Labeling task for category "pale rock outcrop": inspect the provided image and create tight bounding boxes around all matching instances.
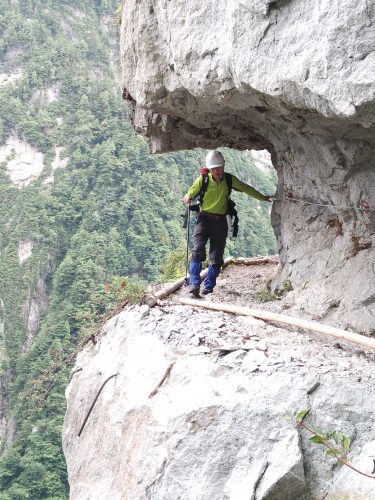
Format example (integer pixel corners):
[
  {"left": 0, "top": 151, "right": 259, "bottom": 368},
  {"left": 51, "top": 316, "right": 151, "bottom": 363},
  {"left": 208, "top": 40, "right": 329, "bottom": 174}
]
[
  {"left": 328, "top": 440, "right": 375, "bottom": 499},
  {"left": 0, "top": 132, "right": 44, "bottom": 187},
  {"left": 0, "top": 68, "right": 23, "bottom": 87},
  {"left": 63, "top": 305, "right": 375, "bottom": 499},
  {"left": 0, "top": 298, "right": 15, "bottom": 448},
  {"left": 21, "top": 278, "right": 49, "bottom": 349},
  {"left": 120, "top": 0, "right": 375, "bottom": 330},
  {"left": 1, "top": 276, "right": 48, "bottom": 448},
  {"left": 18, "top": 239, "right": 33, "bottom": 263},
  {"left": 0, "top": 46, "right": 23, "bottom": 84},
  {"left": 29, "top": 84, "right": 60, "bottom": 106}
]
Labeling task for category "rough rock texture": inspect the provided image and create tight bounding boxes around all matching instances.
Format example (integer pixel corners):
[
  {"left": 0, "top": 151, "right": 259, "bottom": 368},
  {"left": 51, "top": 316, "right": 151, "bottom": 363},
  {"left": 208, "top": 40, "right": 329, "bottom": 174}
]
[
  {"left": 120, "top": 0, "right": 375, "bottom": 330},
  {"left": 63, "top": 298, "right": 375, "bottom": 500},
  {"left": 18, "top": 239, "right": 33, "bottom": 264}
]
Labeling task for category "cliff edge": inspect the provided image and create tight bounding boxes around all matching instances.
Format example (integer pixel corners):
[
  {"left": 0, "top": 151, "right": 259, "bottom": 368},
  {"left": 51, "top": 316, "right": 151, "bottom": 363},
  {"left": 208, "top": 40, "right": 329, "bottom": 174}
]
[{"left": 63, "top": 264, "right": 375, "bottom": 499}]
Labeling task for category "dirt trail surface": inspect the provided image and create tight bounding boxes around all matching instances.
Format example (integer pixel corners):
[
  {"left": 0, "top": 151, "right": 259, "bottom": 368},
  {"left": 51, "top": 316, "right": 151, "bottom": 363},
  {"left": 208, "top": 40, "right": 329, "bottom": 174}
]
[
  {"left": 169, "top": 262, "right": 375, "bottom": 365},
  {"left": 189, "top": 262, "right": 280, "bottom": 310},
  {"left": 173, "top": 261, "right": 304, "bottom": 316}
]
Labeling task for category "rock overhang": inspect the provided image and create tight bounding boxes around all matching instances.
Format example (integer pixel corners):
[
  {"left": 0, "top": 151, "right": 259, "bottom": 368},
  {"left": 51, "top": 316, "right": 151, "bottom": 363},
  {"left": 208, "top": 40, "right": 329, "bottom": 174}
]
[
  {"left": 120, "top": 0, "right": 375, "bottom": 147},
  {"left": 120, "top": 0, "right": 375, "bottom": 329},
  {"left": 124, "top": 83, "right": 375, "bottom": 155}
]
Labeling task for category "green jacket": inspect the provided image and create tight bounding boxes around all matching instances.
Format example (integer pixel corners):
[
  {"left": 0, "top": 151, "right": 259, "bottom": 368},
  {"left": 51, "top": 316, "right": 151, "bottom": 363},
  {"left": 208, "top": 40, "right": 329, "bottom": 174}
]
[{"left": 187, "top": 172, "right": 267, "bottom": 214}]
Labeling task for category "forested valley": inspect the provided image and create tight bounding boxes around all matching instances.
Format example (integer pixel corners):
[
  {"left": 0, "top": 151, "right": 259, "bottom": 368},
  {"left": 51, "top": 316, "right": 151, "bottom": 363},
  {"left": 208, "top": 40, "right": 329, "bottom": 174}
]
[{"left": 0, "top": 1, "right": 276, "bottom": 497}]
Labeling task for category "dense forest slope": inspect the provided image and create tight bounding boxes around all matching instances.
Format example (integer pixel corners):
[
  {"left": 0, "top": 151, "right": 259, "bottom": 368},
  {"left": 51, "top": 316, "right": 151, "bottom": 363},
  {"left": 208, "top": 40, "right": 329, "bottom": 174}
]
[{"left": 0, "top": 0, "right": 275, "bottom": 497}]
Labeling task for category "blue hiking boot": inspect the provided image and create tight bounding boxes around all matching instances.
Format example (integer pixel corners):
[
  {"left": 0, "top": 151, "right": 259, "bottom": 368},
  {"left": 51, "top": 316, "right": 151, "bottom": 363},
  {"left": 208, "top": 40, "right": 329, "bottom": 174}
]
[{"left": 189, "top": 286, "right": 201, "bottom": 298}]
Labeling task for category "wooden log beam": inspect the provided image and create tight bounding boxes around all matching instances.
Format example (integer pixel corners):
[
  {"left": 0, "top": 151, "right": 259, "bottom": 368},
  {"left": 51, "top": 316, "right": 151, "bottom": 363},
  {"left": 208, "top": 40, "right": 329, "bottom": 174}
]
[
  {"left": 233, "top": 256, "right": 279, "bottom": 266},
  {"left": 145, "top": 277, "right": 187, "bottom": 307},
  {"left": 176, "top": 298, "right": 375, "bottom": 351}
]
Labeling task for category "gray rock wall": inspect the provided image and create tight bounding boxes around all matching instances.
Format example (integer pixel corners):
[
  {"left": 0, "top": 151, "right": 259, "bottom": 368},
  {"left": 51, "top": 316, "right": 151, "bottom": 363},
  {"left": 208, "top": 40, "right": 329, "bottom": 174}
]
[
  {"left": 120, "top": 0, "right": 375, "bottom": 329},
  {"left": 63, "top": 305, "right": 375, "bottom": 499}
]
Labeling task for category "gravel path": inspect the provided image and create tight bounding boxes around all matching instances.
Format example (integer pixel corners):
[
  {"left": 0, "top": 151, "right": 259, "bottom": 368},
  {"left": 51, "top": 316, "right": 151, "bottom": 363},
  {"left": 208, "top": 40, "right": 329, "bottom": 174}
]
[{"left": 169, "top": 262, "right": 375, "bottom": 372}]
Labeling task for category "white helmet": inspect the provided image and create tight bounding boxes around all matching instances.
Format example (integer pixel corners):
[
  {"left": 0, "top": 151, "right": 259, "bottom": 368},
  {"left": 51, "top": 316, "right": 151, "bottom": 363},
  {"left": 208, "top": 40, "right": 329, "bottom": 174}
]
[{"left": 205, "top": 150, "right": 225, "bottom": 169}]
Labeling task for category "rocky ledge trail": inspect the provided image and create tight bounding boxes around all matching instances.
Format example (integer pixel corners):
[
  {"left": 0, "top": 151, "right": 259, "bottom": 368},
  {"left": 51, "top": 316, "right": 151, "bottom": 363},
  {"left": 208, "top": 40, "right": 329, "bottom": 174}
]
[
  {"left": 172, "top": 260, "right": 375, "bottom": 334},
  {"left": 63, "top": 260, "right": 375, "bottom": 500}
]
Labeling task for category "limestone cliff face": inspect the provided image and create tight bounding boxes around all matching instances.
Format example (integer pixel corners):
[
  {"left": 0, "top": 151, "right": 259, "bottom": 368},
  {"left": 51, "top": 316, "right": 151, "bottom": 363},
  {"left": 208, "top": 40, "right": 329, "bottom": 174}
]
[
  {"left": 120, "top": 0, "right": 375, "bottom": 329},
  {"left": 63, "top": 303, "right": 375, "bottom": 500}
]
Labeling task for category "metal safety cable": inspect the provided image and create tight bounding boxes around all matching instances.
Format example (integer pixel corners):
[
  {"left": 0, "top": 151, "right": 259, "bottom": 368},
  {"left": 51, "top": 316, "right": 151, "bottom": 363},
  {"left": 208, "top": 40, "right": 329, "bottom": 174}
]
[{"left": 273, "top": 196, "right": 374, "bottom": 213}]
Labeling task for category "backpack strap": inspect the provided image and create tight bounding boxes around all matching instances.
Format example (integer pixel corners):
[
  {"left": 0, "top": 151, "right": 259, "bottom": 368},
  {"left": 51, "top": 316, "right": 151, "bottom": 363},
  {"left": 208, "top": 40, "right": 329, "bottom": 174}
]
[
  {"left": 196, "top": 172, "right": 232, "bottom": 207},
  {"left": 194, "top": 173, "right": 235, "bottom": 211},
  {"left": 225, "top": 172, "right": 232, "bottom": 198},
  {"left": 225, "top": 174, "right": 239, "bottom": 237},
  {"left": 189, "top": 173, "right": 209, "bottom": 212},
  {"left": 198, "top": 173, "right": 209, "bottom": 206}
]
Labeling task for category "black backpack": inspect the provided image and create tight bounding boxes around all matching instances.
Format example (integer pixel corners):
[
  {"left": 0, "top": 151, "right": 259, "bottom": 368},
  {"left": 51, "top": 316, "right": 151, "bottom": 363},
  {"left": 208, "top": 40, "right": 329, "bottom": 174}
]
[{"left": 192, "top": 172, "right": 239, "bottom": 237}]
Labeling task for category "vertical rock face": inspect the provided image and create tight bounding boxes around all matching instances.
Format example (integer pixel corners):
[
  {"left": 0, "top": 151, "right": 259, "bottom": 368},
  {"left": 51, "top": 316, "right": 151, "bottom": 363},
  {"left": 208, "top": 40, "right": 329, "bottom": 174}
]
[
  {"left": 22, "top": 277, "right": 49, "bottom": 349},
  {"left": 120, "top": 0, "right": 375, "bottom": 329}
]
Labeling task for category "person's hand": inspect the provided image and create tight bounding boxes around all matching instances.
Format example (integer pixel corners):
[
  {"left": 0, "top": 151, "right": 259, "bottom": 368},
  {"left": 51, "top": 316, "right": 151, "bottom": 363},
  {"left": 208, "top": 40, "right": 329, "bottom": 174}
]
[{"left": 183, "top": 194, "right": 192, "bottom": 205}]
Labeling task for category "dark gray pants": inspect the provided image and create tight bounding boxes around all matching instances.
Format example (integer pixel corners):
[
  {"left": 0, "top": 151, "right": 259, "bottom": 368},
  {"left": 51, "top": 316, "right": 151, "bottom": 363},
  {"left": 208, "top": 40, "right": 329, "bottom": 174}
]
[{"left": 191, "top": 212, "right": 228, "bottom": 265}]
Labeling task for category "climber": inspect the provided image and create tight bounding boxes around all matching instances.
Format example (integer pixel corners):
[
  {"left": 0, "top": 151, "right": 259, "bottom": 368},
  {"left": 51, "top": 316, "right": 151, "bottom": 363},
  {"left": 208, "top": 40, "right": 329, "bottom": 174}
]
[{"left": 183, "top": 150, "right": 273, "bottom": 297}]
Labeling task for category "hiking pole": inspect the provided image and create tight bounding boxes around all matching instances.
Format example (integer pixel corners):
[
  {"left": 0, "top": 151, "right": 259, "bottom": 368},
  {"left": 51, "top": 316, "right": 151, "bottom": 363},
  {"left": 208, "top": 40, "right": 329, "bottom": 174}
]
[{"left": 182, "top": 205, "right": 190, "bottom": 285}]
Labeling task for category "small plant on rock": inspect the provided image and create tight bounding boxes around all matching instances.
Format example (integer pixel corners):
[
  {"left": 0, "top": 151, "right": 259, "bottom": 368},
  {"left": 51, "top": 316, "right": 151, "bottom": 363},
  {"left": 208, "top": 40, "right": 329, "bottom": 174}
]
[
  {"left": 288, "top": 408, "right": 375, "bottom": 480},
  {"left": 253, "top": 280, "right": 293, "bottom": 302}
]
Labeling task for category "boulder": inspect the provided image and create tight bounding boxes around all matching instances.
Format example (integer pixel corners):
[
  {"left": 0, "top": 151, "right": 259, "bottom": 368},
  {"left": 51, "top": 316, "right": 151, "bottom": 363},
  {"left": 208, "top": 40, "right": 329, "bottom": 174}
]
[{"left": 63, "top": 305, "right": 375, "bottom": 499}]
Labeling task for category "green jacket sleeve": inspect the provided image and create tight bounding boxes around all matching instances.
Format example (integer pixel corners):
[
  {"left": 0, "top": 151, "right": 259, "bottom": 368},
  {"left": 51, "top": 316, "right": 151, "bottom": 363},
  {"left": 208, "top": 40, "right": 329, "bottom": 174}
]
[
  {"left": 187, "top": 176, "right": 203, "bottom": 199},
  {"left": 231, "top": 174, "right": 267, "bottom": 201}
]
